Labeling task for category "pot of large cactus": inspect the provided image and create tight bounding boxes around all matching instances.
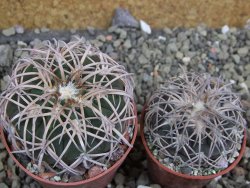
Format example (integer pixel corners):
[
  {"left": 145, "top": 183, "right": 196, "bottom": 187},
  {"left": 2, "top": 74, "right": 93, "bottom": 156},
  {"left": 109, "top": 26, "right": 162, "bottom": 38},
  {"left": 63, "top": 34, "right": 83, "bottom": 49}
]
[
  {"left": 140, "top": 71, "right": 246, "bottom": 188},
  {"left": 0, "top": 38, "right": 137, "bottom": 188}
]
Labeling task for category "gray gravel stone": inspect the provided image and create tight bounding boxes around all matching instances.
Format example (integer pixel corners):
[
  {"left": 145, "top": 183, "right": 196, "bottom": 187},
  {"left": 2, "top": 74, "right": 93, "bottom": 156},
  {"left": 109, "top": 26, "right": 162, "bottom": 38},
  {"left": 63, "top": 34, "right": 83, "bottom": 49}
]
[
  {"left": 11, "top": 179, "right": 21, "bottom": 188},
  {"left": 22, "top": 185, "right": 30, "bottom": 188},
  {"left": 137, "top": 186, "right": 151, "bottom": 188},
  {"left": 15, "top": 25, "right": 24, "bottom": 34},
  {"left": 116, "top": 185, "right": 124, "bottom": 188},
  {"left": 25, "top": 176, "right": 33, "bottom": 184},
  {"left": 87, "top": 26, "right": 95, "bottom": 35},
  {"left": 150, "top": 184, "right": 162, "bottom": 188},
  {"left": 167, "top": 43, "right": 178, "bottom": 52},
  {"left": 136, "top": 172, "right": 149, "bottom": 186},
  {"left": 112, "top": 8, "right": 139, "bottom": 28},
  {"left": 123, "top": 39, "right": 132, "bottom": 49},
  {"left": 2, "top": 27, "right": 15, "bottom": 36},
  {"left": 0, "top": 170, "right": 6, "bottom": 179},
  {"left": 0, "top": 183, "right": 8, "bottom": 188},
  {"left": 114, "top": 173, "right": 125, "bottom": 185},
  {"left": 232, "top": 54, "right": 240, "bottom": 64},
  {"left": 238, "top": 47, "right": 249, "bottom": 57},
  {"left": 41, "top": 27, "right": 50, "bottom": 33},
  {"left": 0, "top": 45, "right": 13, "bottom": 67},
  {"left": 176, "top": 51, "right": 184, "bottom": 60},
  {"left": 0, "top": 161, "right": 3, "bottom": 171},
  {"left": 113, "top": 40, "right": 122, "bottom": 47},
  {"left": 138, "top": 55, "right": 148, "bottom": 64}
]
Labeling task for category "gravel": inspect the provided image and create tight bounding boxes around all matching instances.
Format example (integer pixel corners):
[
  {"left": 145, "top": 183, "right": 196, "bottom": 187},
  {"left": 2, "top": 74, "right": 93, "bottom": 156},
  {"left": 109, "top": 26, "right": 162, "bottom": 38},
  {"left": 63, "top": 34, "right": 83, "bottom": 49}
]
[
  {"left": 0, "top": 45, "right": 13, "bottom": 67},
  {"left": 2, "top": 27, "right": 15, "bottom": 37},
  {"left": 0, "top": 24, "right": 250, "bottom": 187},
  {"left": 112, "top": 8, "right": 139, "bottom": 28}
]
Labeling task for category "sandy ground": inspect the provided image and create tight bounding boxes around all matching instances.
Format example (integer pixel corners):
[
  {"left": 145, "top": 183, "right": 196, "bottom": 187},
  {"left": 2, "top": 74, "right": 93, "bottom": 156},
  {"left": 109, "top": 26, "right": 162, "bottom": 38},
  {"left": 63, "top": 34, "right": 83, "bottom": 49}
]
[{"left": 0, "top": 0, "right": 250, "bottom": 29}]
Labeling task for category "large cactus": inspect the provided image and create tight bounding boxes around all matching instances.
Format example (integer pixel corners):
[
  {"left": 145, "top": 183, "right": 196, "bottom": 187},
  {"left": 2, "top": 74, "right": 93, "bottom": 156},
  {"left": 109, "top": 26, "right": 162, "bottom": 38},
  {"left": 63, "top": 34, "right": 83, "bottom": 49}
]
[
  {"left": 144, "top": 72, "right": 245, "bottom": 176},
  {"left": 0, "top": 38, "right": 136, "bottom": 176}
]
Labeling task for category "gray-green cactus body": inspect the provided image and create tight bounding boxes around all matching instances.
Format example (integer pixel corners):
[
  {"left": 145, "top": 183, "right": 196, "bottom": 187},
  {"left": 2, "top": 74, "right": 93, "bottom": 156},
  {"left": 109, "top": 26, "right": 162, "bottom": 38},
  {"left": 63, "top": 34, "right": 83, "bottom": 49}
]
[{"left": 0, "top": 38, "right": 135, "bottom": 175}]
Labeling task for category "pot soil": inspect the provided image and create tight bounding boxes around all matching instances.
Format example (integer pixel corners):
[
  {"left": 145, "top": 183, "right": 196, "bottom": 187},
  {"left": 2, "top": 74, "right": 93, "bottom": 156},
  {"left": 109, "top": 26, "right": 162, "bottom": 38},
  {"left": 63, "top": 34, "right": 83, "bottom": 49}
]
[
  {"left": 0, "top": 120, "right": 138, "bottom": 188},
  {"left": 140, "top": 107, "right": 247, "bottom": 188}
]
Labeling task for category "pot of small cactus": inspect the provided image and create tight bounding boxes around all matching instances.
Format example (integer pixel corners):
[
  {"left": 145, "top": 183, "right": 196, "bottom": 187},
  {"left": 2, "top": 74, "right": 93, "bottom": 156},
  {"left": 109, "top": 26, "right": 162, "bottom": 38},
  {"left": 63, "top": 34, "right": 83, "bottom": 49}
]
[
  {"left": 140, "top": 71, "right": 246, "bottom": 188},
  {"left": 0, "top": 38, "right": 137, "bottom": 188}
]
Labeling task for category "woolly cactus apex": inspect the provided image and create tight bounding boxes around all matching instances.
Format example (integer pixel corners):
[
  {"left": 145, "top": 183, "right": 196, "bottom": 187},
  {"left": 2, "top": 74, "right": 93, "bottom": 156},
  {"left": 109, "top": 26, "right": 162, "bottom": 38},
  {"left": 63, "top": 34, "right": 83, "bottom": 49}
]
[
  {"left": 144, "top": 72, "right": 245, "bottom": 175},
  {"left": 0, "top": 38, "right": 136, "bottom": 176}
]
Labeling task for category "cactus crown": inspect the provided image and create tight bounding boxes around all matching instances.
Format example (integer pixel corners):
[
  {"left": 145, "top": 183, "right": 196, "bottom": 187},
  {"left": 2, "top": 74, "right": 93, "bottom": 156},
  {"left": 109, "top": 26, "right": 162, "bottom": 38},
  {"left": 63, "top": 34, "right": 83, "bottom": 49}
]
[
  {"left": 144, "top": 72, "right": 245, "bottom": 176},
  {"left": 0, "top": 38, "right": 136, "bottom": 176}
]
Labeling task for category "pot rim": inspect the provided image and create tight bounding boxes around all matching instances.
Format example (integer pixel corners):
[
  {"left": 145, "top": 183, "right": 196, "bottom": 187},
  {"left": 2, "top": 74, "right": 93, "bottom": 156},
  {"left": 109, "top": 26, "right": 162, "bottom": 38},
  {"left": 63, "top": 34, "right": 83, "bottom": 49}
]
[
  {"left": 0, "top": 106, "right": 138, "bottom": 186},
  {"left": 140, "top": 104, "right": 247, "bottom": 180}
]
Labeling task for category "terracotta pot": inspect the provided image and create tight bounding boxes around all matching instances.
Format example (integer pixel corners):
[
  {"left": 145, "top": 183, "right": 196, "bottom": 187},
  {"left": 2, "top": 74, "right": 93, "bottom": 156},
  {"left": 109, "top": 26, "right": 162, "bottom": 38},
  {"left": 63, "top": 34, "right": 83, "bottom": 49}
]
[
  {"left": 0, "top": 117, "right": 138, "bottom": 188},
  {"left": 140, "top": 106, "right": 247, "bottom": 188}
]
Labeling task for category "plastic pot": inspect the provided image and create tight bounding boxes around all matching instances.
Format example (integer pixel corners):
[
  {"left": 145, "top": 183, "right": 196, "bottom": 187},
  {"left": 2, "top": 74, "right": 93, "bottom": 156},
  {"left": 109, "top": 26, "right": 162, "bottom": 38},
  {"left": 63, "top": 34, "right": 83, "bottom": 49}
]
[
  {"left": 140, "top": 106, "right": 247, "bottom": 188},
  {"left": 0, "top": 118, "right": 138, "bottom": 188}
]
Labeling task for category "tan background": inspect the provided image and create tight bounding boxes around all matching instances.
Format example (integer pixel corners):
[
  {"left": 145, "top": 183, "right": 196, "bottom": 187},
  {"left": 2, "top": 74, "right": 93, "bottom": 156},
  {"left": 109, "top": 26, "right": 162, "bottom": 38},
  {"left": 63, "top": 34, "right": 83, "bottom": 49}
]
[{"left": 0, "top": 0, "right": 250, "bottom": 29}]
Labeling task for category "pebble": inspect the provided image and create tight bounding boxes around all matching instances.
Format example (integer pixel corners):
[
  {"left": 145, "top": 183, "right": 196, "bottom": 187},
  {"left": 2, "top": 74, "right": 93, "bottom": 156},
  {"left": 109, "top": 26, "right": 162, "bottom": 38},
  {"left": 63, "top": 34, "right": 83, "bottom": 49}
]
[
  {"left": 140, "top": 20, "right": 151, "bottom": 34},
  {"left": 167, "top": 43, "right": 178, "bottom": 52},
  {"left": 138, "top": 55, "right": 148, "bottom": 64},
  {"left": 0, "top": 183, "right": 8, "bottom": 188},
  {"left": 176, "top": 51, "right": 184, "bottom": 60},
  {"left": 114, "top": 40, "right": 122, "bottom": 47},
  {"left": 136, "top": 172, "right": 149, "bottom": 186},
  {"left": 238, "top": 47, "right": 249, "bottom": 57},
  {"left": 114, "top": 173, "right": 126, "bottom": 185},
  {"left": 232, "top": 54, "right": 240, "bottom": 64},
  {"left": 116, "top": 185, "right": 124, "bottom": 188},
  {"left": 0, "top": 170, "right": 6, "bottom": 179},
  {"left": 137, "top": 186, "right": 151, "bottom": 188},
  {"left": 112, "top": 8, "right": 139, "bottom": 28},
  {"left": 25, "top": 176, "right": 33, "bottom": 184},
  {"left": 87, "top": 165, "right": 104, "bottom": 178},
  {"left": 40, "top": 27, "right": 50, "bottom": 32},
  {"left": 123, "top": 39, "right": 132, "bottom": 49},
  {"left": 0, "top": 142, "right": 4, "bottom": 149},
  {"left": 87, "top": 26, "right": 95, "bottom": 35},
  {"left": 11, "top": 179, "right": 20, "bottom": 188},
  {"left": 150, "top": 184, "right": 162, "bottom": 188},
  {"left": 0, "top": 161, "right": 3, "bottom": 171},
  {"left": 221, "top": 25, "right": 230, "bottom": 34},
  {"left": 0, "top": 45, "right": 13, "bottom": 67},
  {"left": 68, "top": 175, "right": 83, "bottom": 182},
  {"left": 2, "top": 27, "right": 15, "bottom": 36},
  {"left": 182, "top": 56, "right": 191, "bottom": 64},
  {"left": 15, "top": 25, "right": 24, "bottom": 34},
  {"left": 34, "top": 28, "right": 40, "bottom": 34}
]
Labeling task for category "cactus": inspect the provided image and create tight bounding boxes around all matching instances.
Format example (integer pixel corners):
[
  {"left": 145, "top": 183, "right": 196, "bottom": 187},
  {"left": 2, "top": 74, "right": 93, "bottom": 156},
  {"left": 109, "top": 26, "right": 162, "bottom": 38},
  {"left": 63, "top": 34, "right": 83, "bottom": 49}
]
[
  {"left": 0, "top": 38, "right": 136, "bottom": 176},
  {"left": 144, "top": 71, "right": 245, "bottom": 175}
]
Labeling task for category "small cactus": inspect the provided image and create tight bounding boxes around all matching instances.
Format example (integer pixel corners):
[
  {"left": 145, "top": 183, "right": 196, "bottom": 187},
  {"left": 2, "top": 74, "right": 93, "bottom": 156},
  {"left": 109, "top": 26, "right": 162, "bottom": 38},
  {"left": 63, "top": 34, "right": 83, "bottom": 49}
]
[
  {"left": 0, "top": 38, "right": 136, "bottom": 176},
  {"left": 144, "top": 71, "right": 245, "bottom": 175}
]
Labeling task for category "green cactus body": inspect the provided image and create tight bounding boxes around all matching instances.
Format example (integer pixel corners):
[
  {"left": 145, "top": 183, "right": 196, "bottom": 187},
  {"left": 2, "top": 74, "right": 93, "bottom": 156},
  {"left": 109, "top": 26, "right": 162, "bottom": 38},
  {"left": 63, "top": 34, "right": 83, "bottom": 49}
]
[
  {"left": 144, "top": 72, "right": 245, "bottom": 175},
  {"left": 0, "top": 38, "right": 135, "bottom": 175}
]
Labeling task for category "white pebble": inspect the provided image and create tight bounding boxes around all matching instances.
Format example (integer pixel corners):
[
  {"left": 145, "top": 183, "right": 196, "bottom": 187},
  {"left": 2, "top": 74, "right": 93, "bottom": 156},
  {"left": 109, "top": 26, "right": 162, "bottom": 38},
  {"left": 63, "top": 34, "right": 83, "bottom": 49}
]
[
  {"left": 137, "top": 186, "right": 151, "bottom": 188},
  {"left": 221, "top": 25, "right": 230, "bottom": 34},
  {"left": 182, "top": 56, "right": 191, "bottom": 64},
  {"left": 214, "top": 176, "right": 222, "bottom": 181},
  {"left": 158, "top": 36, "right": 166, "bottom": 41},
  {"left": 240, "top": 82, "right": 249, "bottom": 92},
  {"left": 140, "top": 20, "right": 151, "bottom": 34},
  {"left": 229, "top": 79, "right": 236, "bottom": 84}
]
